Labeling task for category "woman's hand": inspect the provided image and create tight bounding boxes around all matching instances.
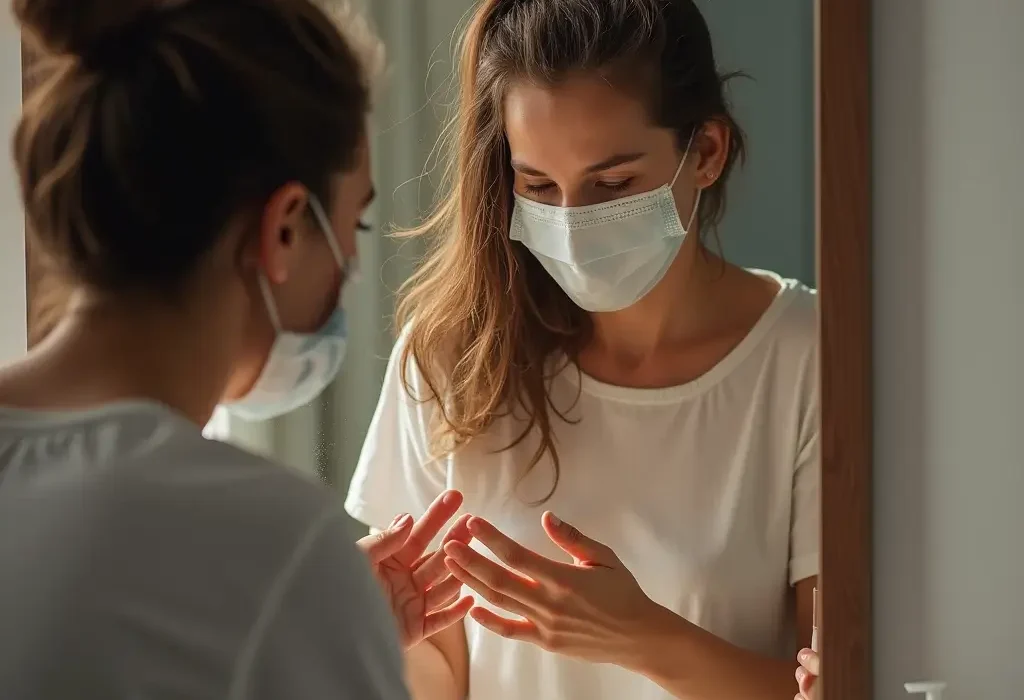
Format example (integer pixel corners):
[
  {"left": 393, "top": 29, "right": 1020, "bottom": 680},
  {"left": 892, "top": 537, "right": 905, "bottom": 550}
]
[
  {"left": 357, "top": 490, "right": 475, "bottom": 649},
  {"left": 795, "top": 648, "right": 819, "bottom": 699},
  {"left": 441, "top": 511, "right": 661, "bottom": 664}
]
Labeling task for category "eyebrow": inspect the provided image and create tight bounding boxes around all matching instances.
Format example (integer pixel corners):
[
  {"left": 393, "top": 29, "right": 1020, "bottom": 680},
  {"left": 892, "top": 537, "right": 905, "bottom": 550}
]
[{"left": 510, "top": 152, "right": 647, "bottom": 177}]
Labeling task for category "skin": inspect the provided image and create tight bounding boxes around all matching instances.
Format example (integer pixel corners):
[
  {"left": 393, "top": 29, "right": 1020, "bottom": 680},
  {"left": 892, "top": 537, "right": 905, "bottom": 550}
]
[
  {"left": 796, "top": 649, "right": 820, "bottom": 700},
  {"left": 355, "top": 491, "right": 475, "bottom": 649},
  {"left": 404, "top": 74, "right": 817, "bottom": 699}
]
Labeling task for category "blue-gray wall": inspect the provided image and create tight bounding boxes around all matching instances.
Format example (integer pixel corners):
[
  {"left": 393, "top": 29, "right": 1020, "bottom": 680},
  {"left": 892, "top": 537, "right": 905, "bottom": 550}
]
[{"left": 697, "top": 0, "right": 815, "bottom": 285}]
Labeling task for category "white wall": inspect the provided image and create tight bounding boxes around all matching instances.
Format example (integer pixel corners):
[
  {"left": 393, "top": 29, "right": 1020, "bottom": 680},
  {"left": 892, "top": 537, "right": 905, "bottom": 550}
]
[
  {"left": 0, "top": 16, "right": 25, "bottom": 363},
  {"left": 873, "top": 1, "right": 1024, "bottom": 698}
]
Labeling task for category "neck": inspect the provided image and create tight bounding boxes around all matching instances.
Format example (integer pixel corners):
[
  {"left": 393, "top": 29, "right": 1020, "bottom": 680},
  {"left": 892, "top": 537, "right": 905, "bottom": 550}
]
[
  {"left": 12, "top": 290, "right": 241, "bottom": 426},
  {"left": 589, "top": 240, "right": 725, "bottom": 361}
]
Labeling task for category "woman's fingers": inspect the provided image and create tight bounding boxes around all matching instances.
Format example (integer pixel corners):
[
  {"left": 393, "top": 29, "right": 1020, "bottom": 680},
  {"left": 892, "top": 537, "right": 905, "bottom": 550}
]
[
  {"left": 413, "top": 513, "right": 474, "bottom": 589},
  {"left": 469, "top": 607, "right": 543, "bottom": 645},
  {"left": 444, "top": 555, "right": 536, "bottom": 619},
  {"left": 395, "top": 490, "right": 464, "bottom": 567},
  {"left": 466, "top": 517, "right": 561, "bottom": 582},
  {"left": 798, "top": 648, "right": 820, "bottom": 675},
  {"left": 422, "top": 595, "right": 475, "bottom": 639},
  {"left": 444, "top": 541, "right": 544, "bottom": 607},
  {"left": 356, "top": 514, "right": 412, "bottom": 564},
  {"left": 795, "top": 649, "right": 819, "bottom": 699},
  {"left": 424, "top": 574, "right": 464, "bottom": 612}
]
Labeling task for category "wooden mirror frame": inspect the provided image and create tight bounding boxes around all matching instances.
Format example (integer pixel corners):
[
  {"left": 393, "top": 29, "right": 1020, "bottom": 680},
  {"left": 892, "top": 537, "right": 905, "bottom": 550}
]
[
  {"left": 817, "top": 0, "right": 872, "bottom": 697},
  {"left": 21, "top": 0, "right": 873, "bottom": 695}
]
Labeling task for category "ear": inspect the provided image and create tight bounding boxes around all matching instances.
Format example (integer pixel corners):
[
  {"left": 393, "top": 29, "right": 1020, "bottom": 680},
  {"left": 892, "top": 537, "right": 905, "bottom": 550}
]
[
  {"left": 693, "top": 120, "right": 731, "bottom": 189},
  {"left": 256, "top": 182, "right": 310, "bottom": 286}
]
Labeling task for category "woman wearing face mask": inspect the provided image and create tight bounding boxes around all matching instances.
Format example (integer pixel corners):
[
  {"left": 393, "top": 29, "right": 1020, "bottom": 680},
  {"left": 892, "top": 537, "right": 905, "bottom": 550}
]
[
  {"left": 346, "top": 1, "right": 818, "bottom": 698},
  {"left": 0, "top": 1, "right": 472, "bottom": 698}
]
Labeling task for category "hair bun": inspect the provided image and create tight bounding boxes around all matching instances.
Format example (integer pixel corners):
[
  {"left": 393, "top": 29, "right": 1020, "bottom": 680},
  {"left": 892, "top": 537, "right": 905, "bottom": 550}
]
[{"left": 14, "top": 0, "right": 167, "bottom": 57}]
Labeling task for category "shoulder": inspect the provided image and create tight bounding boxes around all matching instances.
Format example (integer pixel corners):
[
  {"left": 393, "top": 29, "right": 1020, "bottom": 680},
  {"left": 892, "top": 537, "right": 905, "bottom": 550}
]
[
  {"left": 92, "top": 422, "right": 341, "bottom": 566},
  {"left": 750, "top": 274, "right": 818, "bottom": 378},
  {"left": 380, "top": 322, "right": 443, "bottom": 404},
  {"left": 733, "top": 273, "right": 819, "bottom": 410},
  {"left": 768, "top": 276, "right": 818, "bottom": 350}
]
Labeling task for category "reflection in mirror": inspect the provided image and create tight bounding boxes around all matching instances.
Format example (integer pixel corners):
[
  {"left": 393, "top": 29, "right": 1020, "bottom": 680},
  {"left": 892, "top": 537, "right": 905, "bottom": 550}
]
[
  {"left": 241, "top": 0, "right": 819, "bottom": 698},
  {"left": 331, "top": 2, "right": 820, "bottom": 699}
]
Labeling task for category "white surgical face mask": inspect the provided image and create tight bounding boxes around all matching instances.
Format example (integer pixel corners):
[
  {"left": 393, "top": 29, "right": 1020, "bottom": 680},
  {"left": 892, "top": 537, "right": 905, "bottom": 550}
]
[
  {"left": 224, "top": 196, "right": 350, "bottom": 422},
  {"left": 510, "top": 130, "right": 700, "bottom": 312}
]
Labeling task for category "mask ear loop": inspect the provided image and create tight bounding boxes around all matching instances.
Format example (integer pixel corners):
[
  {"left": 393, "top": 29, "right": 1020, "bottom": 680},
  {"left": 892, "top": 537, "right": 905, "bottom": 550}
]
[
  {"left": 668, "top": 127, "right": 699, "bottom": 188},
  {"left": 307, "top": 195, "right": 348, "bottom": 271},
  {"left": 256, "top": 192, "right": 347, "bottom": 335},
  {"left": 669, "top": 127, "right": 702, "bottom": 235},
  {"left": 308, "top": 192, "right": 361, "bottom": 292},
  {"left": 257, "top": 274, "right": 283, "bottom": 333}
]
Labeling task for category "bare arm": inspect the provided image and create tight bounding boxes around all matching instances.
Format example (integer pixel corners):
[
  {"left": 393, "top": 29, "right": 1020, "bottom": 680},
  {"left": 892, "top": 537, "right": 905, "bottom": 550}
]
[
  {"left": 628, "top": 577, "right": 817, "bottom": 699},
  {"left": 405, "top": 623, "right": 469, "bottom": 700}
]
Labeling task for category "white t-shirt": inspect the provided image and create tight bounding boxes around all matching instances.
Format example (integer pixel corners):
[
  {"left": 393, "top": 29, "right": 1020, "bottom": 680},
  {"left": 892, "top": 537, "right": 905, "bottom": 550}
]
[
  {"left": 0, "top": 401, "right": 408, "bottom": 700},
  {"left": 346, "top": 272, "right": 819, "bottom": 700}
]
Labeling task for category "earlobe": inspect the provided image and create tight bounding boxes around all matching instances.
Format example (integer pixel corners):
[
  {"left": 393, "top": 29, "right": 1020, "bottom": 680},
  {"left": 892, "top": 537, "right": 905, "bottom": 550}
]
[{"left": 694, "top": 121, "right": 730, "bottom": 187}]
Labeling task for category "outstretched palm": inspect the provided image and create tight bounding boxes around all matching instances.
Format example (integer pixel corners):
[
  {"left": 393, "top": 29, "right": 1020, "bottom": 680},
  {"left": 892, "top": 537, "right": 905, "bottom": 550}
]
[{"left": 357, "top": 490, "right": 474, "bottom": 649}]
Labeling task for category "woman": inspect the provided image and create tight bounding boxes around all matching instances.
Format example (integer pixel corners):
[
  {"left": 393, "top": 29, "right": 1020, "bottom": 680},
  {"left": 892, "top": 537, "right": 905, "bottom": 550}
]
[
  {"left": 346, "top": 0, "right": 818, "bottom": 698},
  {"left": 0, "top": 1, "right": 470, "bottom": 698}
]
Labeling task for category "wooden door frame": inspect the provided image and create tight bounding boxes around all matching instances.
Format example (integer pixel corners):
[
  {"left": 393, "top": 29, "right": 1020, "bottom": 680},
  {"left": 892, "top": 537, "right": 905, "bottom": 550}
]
[{"left": 816, "top": 0, "right": 872, "bottom": 697}]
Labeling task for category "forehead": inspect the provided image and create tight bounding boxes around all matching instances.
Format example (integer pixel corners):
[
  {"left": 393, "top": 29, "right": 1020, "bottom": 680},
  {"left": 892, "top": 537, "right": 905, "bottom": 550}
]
[{"left": 503, "top": 75, "right": 658, "bottom": 164}]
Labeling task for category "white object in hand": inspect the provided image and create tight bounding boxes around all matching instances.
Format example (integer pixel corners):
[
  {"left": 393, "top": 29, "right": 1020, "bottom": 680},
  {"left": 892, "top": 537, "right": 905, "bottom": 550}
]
[
  {"left": 905, "top": 681, "right": 947, "bottom": 700},
  {"left": 810, "top": 586, "right": 818, "bottom": 652}
]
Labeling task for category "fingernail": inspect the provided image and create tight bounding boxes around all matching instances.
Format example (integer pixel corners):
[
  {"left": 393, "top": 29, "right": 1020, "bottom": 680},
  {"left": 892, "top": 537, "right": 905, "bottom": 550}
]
[
  {"left": 799, "top": 649, "right": 811, "bottom": 662},
  {"left": 466, "top": 517, "right": 481, "bottom": 533},
  {"left": 796, "top": 668, "right": 806, "bottom": 682},
  {"left": 548, "top": 512, "right": 562, "bottom": 526},
  {"left": 443, "top": 491, "right": 459, "bottom": 505},
  {"left": 393, "top": 514, "right": 412, "bottom": 529}
]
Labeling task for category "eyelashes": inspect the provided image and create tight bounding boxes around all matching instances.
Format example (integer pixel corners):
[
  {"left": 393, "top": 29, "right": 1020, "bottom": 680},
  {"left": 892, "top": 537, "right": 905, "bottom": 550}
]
[
  {"left": 522, "top": 178, "right": 635, "bottom": 195},
  {"left": 357, "top": 220, "right": 373, "bottom": 232}
]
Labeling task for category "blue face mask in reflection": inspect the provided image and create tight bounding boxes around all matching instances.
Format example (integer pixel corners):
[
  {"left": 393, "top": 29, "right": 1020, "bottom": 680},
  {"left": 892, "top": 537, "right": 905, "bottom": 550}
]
[{"left": 224, "top": 196, "right": 351, "bottom": 422}]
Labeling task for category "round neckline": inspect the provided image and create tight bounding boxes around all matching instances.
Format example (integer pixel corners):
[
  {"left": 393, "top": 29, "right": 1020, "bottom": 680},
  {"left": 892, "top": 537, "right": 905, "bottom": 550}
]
[{"left": 560, "top": 270, "right": 801, "bottom": 405}]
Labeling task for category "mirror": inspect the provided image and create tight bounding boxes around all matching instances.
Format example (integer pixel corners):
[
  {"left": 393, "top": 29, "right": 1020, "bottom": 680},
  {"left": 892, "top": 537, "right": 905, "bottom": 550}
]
[
  {"left": 233, "top": 0, "right": 871, "bottom": 698},
  {"left": 20, "top": 0, "right": 871, "bottom": 697}
]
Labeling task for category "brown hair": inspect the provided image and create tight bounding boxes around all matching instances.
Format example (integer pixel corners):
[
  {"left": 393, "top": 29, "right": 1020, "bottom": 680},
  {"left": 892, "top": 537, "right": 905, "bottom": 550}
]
[
  {"left": 14, "top": 0, "right": 375, "bottom": 309},
  {"left": 397, "top": 0, "right": 746, "bottom": 498}
]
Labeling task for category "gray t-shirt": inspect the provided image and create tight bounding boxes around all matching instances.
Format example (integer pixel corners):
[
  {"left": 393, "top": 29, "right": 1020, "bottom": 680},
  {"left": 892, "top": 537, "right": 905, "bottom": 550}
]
[{"left": 0, "top": 401, "right": 408, "bottom": 700}]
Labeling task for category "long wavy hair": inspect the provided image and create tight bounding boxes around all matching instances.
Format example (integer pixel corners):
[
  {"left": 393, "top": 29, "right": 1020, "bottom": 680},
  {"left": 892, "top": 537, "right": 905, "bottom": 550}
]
[{"left": 397, "top": 0, "right": 746, "bottom": 495}]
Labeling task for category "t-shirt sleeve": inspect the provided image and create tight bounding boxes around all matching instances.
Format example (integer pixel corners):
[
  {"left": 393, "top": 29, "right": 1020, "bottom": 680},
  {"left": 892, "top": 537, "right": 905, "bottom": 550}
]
[
  {"left": 235, "top": 509, "right": 410, "bottom": 700},
  {"left": 345, "top": 331, "right": 449, "bottom": 534},
  {"left": 789, "top": 348, "right": 821, "bottom": 586}
]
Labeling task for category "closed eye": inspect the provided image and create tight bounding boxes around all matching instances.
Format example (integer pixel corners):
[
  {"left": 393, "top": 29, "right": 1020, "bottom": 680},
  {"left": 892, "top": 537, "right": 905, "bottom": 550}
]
[
  {"left": 524, "top": 178, "right": 635, "bottom": 196},
  {"left": 599, "top": 178, "right": 635, "bottom": 192},
  {"left": 523, "top": 182, "right": 554, "bottom": 195}
]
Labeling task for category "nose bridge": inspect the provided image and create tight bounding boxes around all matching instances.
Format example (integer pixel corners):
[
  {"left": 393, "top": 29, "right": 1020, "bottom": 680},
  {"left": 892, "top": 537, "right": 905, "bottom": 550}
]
[{"left": 557, "top": 182, "right": 603, "bottom": 208}]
